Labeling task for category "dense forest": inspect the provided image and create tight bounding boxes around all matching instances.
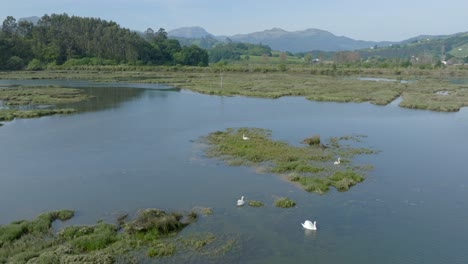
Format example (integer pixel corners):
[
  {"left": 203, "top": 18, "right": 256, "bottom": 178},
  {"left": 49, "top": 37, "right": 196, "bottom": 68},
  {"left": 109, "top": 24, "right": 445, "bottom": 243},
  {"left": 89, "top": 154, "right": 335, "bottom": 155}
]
[{"left": 0, "top": 14, "right": 209, "bottom": 70}]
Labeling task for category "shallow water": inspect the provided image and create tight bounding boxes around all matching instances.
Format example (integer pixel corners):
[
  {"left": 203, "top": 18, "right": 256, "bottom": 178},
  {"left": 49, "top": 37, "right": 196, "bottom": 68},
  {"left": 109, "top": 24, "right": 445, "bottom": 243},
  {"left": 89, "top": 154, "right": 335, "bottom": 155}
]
[{"left": 1, "top": 80, "right": 468, "bottom": 263}]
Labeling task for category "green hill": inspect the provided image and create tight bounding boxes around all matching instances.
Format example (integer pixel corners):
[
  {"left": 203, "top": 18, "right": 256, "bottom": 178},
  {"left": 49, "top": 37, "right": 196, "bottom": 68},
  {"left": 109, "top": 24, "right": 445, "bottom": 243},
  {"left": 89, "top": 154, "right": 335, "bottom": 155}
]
[{"left": 357, "top": 32, "right": 468, "bottom": 62}]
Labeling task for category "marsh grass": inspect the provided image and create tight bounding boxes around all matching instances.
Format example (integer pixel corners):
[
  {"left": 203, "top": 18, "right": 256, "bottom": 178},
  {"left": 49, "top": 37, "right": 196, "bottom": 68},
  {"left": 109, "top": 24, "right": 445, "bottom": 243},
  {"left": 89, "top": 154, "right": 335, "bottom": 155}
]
[
  {"left": 274, "top": 197, "right": 296, "bottom": 208},
  {"left": 124, "top": 209, "right": 186, "bottom": 237},
  {"left": 0, "top": 86, "right": 91, "bottom": 123},
  {"left": 204, "top": 128, "right": 376, "bottom": 194},
  {"left": 0, "top": 87, "right": 91, "bottom": 106},
  {"left": 2, "top": 68, "right": 467, "bottom": 112},
  {"left": 70, "top": 222, "right": 118, "bottom": 252},
  {"left": 302, "top": 135, "right": 321, "bottom": 145},
  {"left": 290, "top": 171, "right": 365, "bottom": 193},
  {"left": 176, "top": 233, "right": 240, "bottom": 261},
  {"left": 397, "top": 79, "right": 468, "bottom": 111},
  {"left": 181, "top": 233, "right": 216, "bottom": 251},
  {"left": 248, "top": 200, "right": 264, "bottom": 207},
  {"left": 147, "top": 242, "right": 176, "bottom": 257},
  {"left": 191, "top": 206, "right": 213, "bottom": 216},
  {"left": 0, "top": 109, "right": 77, "bottom": 121},
  {"left": 0, "top": 208, "right": 212, "bottom": 263}
]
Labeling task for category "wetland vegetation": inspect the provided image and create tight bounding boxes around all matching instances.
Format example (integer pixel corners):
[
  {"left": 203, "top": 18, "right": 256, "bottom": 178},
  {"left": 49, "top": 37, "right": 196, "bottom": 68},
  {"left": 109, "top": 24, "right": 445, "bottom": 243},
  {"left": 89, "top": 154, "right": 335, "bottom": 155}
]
[
  {"left": 0, "top": 86, "right": 91, "bottom": 123},
  {"left": 2, "top": 66, "right": 467, "bottom": 112},
  {"left": 247, "top": 200, "right": 264, "bottom": 207},
  {"left": 203, "top": 128, "right": 376, "bottom": 194},
  {"left": 0, "top": 208, "right": 238, "bottom": 264},
  {"left": 274, "top": 197, "right": 296, "bottom": 208}
]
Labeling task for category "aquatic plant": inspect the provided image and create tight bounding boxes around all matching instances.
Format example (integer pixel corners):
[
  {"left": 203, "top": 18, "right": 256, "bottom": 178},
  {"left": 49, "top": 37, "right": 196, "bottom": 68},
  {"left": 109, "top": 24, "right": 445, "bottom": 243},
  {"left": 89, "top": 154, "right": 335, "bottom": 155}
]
[
  {"left": 274, "top": 197, "right": 296, "bottom": 208},
  {"left": 125, "top": 208, "right": 186, "bottom": 236},
  {"left": 248, "top": 200, "right": 264, "bottom": 207},
  {"left": 302, "top": 135, "right": 321, "bottom": 145},
  {"left": 70, "top": 222, "right": 118, "bottom": 252},
  {"left": 181, "top": 233, "right": 216, "bottom": 251},
  {"left": 147, "top": 243, "right": 176, "bottom": 257},
  {"left": 191, "top": 206, "right": 213, "bottom": 216}
]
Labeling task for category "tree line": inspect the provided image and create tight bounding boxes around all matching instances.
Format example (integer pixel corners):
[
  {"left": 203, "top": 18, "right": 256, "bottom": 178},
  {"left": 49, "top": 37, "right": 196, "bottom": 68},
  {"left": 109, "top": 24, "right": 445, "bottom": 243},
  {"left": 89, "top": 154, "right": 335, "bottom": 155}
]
[{"left": 0, "top": 14, "right": 209, "bottom": 70}]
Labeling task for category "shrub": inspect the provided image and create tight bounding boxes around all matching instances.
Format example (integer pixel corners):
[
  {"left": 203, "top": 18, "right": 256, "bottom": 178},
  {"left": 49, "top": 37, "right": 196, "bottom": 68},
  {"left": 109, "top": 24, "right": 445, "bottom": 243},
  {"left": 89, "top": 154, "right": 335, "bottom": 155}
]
[
  {"left": 6, "top": 56, "right": 25, "bottom": 70},
  {"left": 26, "top": 59, "right": 45, "bottom": 71}
]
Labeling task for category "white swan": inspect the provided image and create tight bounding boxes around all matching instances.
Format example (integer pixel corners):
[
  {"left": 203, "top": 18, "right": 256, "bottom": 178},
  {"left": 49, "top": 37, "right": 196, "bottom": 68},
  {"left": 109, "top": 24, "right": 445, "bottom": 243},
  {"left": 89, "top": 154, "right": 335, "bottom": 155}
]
[
  {"left": 301, "top": 220, "right": 317, "bottom": 230},
  {"left": 242, "top": 134, "right": 250, "bottom": 140},
  {"left": 237, "top": 196, "right": 245, "bottom": 206},
  {"left": 334, "top": 157, "right": 341, "bottom": 165}
]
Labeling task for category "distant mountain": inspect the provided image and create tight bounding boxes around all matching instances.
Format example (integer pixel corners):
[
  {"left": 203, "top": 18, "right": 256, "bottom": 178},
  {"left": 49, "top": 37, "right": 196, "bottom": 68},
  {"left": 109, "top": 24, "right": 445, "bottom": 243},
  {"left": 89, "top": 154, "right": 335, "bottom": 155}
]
[
  {"left": 18, "top": 16, "right": 40, "bottom": 25},
  {"left": 166, "top": 26, "right": 393, "bottom": 52},
  {"left": 228, "top": 28, "right": 394, "bottom": 52},
  {"left": 168, "top": 26, "right": 214, "bottom": 39}
]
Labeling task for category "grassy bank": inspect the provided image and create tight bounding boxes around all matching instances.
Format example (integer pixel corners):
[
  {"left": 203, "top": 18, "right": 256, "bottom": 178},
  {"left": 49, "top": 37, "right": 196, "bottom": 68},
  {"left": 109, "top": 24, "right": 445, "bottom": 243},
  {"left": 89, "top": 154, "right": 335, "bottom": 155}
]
[
  {"left": 0, "top": 86, "right": 91, "bottom": 123},
  {"left": 1, "top": 67, "right": 468, "bottom": 112},
  {"left": 0, "top": 86, "right": 91, "bottom": 106},
  {"left": 203, "top": 128, "right": 376, "bottom": 194},
  {"left": 0, "top": 208, "right": 236, "bottom": 264},
  {"left": 0, "top": 109, "right": 76, "bottom": 121}
]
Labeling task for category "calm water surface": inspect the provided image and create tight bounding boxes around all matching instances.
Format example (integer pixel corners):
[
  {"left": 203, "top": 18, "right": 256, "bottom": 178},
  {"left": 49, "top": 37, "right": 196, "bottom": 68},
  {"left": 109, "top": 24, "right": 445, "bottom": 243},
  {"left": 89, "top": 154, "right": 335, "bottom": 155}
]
[{"left": 1, "top": 80, "right": 468, "bottom": 263}]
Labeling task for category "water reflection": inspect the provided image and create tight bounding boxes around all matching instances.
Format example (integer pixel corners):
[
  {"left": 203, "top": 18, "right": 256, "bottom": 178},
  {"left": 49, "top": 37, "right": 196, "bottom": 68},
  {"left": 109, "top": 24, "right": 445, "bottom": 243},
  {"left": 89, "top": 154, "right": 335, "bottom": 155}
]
[
  {"left": 0, "top": 79, "right": 179, "bottom": 113},
  {"left": 303, "top": 229, "right": 317, "bottom": 238}
]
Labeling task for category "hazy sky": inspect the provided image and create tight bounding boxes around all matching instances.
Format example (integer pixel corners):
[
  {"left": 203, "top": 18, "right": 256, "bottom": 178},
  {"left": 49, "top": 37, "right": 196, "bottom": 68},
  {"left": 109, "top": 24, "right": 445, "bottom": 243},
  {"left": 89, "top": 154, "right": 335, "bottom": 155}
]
[{"left": 2, "top": 0, "right": 467, "bottom": 41}]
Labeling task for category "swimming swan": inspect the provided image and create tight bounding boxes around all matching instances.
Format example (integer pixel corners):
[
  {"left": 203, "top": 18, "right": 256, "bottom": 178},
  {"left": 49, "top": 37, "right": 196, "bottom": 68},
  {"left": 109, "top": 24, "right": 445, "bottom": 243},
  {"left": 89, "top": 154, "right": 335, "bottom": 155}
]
[
  {"left": 334, "top": 157, "right": 341, "bottom": 165},
  {"left": 301, "top": 220, "right": 317, "bottom": 230},
  {"left": 242, "top": 134, "right": 250, "bottom": 140},
  {"left": 237, "top": 196, "right": 245, "bottom": 206}
]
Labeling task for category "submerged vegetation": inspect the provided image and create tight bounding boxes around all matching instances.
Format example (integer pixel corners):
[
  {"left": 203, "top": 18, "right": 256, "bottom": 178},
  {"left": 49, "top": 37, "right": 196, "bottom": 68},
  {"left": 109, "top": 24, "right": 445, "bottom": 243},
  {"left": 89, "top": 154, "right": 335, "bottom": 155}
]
[
  {"left": 0, "top": 208, "right": 238, "bottom": 263},
  {"left": 0, "top": 86, "right": 91, "bottom": 123},
  {"left": 248, "top": 200, "right": 265, "bottom": 207},
  {"left": 203, "top": 128, "right": 376, "bottom": 194}
]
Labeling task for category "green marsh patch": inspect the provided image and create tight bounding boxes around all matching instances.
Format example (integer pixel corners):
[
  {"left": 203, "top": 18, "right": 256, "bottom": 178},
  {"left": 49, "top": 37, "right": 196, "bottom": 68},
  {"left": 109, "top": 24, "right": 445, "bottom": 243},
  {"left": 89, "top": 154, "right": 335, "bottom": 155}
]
[
  {"left": 0, "top": 207, "right": 237, "bottom": 263},
  {"left": 0, "top": 86, "right": 91, "bottom": 106},
  {"left": 0, "top": 86, "right": 91, "bottom": 123},
  {"left": 248, "top": 200, "right": 264, "bottom": 207},
  {"left": 203, "top": 128, "right": 377, "bottom": 194},
  {"left": 274, "top": 197, "right": 296, "bottom": 208}
]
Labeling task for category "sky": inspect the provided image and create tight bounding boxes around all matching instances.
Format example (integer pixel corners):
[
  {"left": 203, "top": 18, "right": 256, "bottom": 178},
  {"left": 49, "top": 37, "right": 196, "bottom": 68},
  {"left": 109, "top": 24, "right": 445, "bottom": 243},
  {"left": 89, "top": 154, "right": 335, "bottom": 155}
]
[{"left": 2, "top": 0, "right": 468, "bottom": 41}]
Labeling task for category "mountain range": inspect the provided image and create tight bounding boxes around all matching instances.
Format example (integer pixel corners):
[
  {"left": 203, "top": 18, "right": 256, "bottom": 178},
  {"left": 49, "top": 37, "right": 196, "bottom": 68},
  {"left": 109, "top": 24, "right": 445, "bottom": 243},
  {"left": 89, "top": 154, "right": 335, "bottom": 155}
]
[
  {"left": 168, "top": 27, "right": 394, "bottom": 52},
  {"left": 168, "top": 26, "right": 468, "bottom": 58}
]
